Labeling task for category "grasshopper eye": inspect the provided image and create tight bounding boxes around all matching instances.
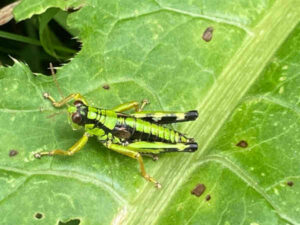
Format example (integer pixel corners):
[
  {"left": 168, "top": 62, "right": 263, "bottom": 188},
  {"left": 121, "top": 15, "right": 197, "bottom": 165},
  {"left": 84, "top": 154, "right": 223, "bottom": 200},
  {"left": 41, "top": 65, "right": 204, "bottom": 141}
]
[
  {"left": 74, "top": 100, "right": 84, "bottom": 107},
  {"left": 72, "top": 112, "right": 82, "bottom": 124}
]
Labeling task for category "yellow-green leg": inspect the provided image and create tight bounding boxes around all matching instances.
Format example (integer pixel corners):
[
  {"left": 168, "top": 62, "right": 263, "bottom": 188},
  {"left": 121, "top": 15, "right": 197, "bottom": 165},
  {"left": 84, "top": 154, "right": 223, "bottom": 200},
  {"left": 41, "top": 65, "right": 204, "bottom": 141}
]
[
  {"left": 111, "top": 99, "right": 149, "bottom": 112},
  {"left": 34, "top": 133, "right": 89, "bottom": 158},
  {"left": 43, "top": 92, "right": 88, "bottom": 107},
  {"left": 105, "top": 142, "right": 161, "bottom": 188}
]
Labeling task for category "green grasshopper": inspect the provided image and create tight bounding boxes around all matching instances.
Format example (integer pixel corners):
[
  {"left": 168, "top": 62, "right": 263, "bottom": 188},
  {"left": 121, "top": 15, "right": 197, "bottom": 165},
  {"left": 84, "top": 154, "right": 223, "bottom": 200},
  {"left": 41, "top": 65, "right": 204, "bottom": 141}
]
[{"left": 35, "top": 70, "right": 198, "bottom": 188}]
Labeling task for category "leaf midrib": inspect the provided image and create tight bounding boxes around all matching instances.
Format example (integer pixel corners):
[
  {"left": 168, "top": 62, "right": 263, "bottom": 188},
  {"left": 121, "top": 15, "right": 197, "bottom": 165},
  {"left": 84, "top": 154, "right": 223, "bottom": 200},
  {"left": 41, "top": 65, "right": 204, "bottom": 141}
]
[{"left": 123, "top": 1, "right": 300, "bottom": 224}]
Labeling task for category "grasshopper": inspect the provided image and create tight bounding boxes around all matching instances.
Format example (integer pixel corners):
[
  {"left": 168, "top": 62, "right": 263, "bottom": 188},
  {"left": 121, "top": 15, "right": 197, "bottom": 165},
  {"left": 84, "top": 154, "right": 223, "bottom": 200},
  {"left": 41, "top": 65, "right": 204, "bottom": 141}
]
[{"left": 35, "top": 68, "right": 198, "bottom": 188}]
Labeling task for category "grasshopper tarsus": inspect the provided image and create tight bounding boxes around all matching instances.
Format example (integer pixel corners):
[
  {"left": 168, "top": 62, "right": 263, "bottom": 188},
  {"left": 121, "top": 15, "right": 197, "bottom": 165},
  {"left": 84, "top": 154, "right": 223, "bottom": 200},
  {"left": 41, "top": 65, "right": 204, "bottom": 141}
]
[
  {"left": 34, "top": 153, "right": 42, "bottom": 159},
  {"left": 152, "top": 155, "right": 159, "bottom": 161},
  {"left": 34, "top": 152, "right": 52, "bottom": 159},
  {"left": 43, "top": 92, "right": 50, "bottom": 99},
  {"left": 142, "top": 99, "right": 150, "bottom": 105},
  {"left": 138, "top": 99, "right": 150, "bottom": 112},
  {"left": 143, "top": 153, "right": 159, "bottom": 161},
  {"left": 155, "top": 183, "right": 162, "bottom": 189}
]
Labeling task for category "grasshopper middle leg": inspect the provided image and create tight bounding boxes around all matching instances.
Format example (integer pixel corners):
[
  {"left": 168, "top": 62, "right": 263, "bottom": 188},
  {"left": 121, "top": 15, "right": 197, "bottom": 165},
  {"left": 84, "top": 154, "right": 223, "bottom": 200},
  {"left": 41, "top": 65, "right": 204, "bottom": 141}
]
[{"left": 111, "top": 99, "right": 149, "bottom": 112}]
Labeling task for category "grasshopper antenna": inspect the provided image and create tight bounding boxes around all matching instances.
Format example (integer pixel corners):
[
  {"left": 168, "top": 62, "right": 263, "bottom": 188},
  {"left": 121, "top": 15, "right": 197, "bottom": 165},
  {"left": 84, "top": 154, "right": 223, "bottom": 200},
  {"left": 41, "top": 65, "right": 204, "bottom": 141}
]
[
  {"left": 48, "top": 62, "right": 69, "bottom": 119},
  {"left": 49, "top": 62, "right": 65, "bottom": 100}
]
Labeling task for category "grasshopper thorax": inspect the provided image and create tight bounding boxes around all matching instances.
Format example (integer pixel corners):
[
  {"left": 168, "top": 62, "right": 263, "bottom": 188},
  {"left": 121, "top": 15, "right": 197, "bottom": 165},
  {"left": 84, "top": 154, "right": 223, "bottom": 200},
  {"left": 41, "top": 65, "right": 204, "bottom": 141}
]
[{"left": 67, "top": 100, "right": 88, "bottom": 127}]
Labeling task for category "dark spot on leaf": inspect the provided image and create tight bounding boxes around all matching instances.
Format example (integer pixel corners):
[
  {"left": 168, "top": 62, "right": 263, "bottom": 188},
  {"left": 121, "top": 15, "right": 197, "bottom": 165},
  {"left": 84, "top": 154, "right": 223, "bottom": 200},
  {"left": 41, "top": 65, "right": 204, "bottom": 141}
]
[
  {"left": 287, "top": 181, "right": 294, "bottom": 187},
  {"left": 9, "top": 149, "right": 18, "bottom": 157},
  {"left": 205, "top": 194, "right": 211, "bottom": 201},
  {"left": 236, "top": 140, "right": 248, "bottom": 148},
  {"left": 35, "top": 213, "right": 43, "bottom": 219},
  {"left": 191, "top": 183, "right": 206, "bottom": 197},
  {"left": 59, "top": 219, "right": 81, "bottom": 225},
  {"left": 102, "top": 84, "right": 110, "bottom": 90},
  {"left": 202, "top": 27, "right": 214, "bottom": 42}
]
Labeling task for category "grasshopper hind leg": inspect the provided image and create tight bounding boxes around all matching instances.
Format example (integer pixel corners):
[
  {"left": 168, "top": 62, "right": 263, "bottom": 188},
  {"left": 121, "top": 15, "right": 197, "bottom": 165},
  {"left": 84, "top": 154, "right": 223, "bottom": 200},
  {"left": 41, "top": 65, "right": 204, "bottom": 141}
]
[
  {"left": 131, "top": 110, "right": 198, "bottom": 124},
  {"left": 127, "top": 141, "right": 198, "bottom": 153},
  {"left": 105, "top": 142, "right": 161, "bottom": 188}
]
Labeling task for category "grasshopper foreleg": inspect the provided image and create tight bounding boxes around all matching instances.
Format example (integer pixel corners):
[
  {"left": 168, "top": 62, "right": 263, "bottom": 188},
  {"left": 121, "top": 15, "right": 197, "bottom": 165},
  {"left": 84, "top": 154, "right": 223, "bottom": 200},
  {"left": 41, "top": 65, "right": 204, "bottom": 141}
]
[
  {"left": 34, "top": 133, "right": 89, "bottom": 158},
  {"left": 43, "top": 93, "right": 88, "bottom": 107}
]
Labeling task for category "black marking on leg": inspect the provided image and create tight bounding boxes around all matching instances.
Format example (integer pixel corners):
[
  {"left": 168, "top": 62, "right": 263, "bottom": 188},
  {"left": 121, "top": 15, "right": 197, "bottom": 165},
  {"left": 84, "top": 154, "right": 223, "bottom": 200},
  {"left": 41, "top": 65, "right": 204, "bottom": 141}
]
[
  {"left": 141, "top": 111, "right": 198, "bottom": 124},
  {"left": 142, "top": 142, "right": 198, "bottom": 153},
  {"left": 185, "top": 110, "right": 198, "bottom": 121},
  {"left": 184, "top": 142, "right": 198, "bottom": 152}
]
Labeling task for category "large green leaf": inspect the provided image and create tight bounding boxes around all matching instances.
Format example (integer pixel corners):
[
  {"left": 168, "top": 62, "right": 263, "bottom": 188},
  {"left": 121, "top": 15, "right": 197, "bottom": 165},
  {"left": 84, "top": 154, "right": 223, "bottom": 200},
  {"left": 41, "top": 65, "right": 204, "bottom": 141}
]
[{"left": 1, "top": 0, "right": 300, "bottom": 224}]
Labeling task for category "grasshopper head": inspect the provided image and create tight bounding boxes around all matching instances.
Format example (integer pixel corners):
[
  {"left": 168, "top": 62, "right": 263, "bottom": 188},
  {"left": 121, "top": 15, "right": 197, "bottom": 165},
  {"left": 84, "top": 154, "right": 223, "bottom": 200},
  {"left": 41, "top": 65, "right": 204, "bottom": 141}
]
[{"left": 67, "top": 100, "right": 88, "bottom": 130}]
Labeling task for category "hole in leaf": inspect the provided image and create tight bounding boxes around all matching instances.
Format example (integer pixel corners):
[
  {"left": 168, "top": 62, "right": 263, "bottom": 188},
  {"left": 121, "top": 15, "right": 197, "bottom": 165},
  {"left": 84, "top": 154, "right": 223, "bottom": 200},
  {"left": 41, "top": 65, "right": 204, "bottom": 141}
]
[
  {"left": 191, "top": 183, "right": 206, "bottom": 197},
  {"left": 287, "top": 181, "right": 294, "bottom": 187},
  {"left": 34, "top": 212, "right": 43, "bottom": 219},
  {"left": 236, "top": 140, "right": 248, "bottom": 148},
  {"left": 0, "top": 5, "right": 81, "bottom": 74},
  {"left": 9, "top": 149, "right": 18, "bottom": 157},
  {"left": 205, "top": 194, "right": 211, "bottom": 201},
  {"left": 202, "top": 27, "right": 214, "bottom": 42},
  {"left": 59, "top": 219, "right": 81, "bottom": 225}
]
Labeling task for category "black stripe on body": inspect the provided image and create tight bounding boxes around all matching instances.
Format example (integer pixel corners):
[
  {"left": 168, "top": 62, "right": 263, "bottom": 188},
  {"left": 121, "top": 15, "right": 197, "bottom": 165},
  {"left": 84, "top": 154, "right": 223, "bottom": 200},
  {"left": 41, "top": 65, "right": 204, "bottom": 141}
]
[
  {"left": 83, "top": 108, "right": 113, "bottom": 135},
  {"left": 117, "top": 116, "right": 191, "bottom": 144},
  {"left": 130, "top": 129, "right": 166, "bottom": 143}
]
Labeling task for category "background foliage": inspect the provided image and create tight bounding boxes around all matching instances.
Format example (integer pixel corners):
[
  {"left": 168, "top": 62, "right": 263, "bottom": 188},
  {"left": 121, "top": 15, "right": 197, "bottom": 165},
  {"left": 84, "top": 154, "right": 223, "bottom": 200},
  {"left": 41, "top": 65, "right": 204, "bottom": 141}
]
[{"left": 0, "top": 0, "right": 299, "bottom": 224}]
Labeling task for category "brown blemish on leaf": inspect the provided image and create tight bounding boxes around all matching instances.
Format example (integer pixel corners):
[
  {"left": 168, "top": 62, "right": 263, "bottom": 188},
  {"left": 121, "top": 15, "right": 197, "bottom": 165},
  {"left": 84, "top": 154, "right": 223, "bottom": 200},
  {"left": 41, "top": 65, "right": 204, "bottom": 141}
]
[
  {"left": 35, "top": 213, "right": 43, "bottom": 219},
  {"left": 9, "top": 149, "right": 18, "bottom": 157},
  {"left": 102, "top": 84, "right": 110, "bottom": 90},
  {"left": 191, "top": 183, "right": 206, "bottom": 197},
  {"left": 205, "top": 194, "right": 211, "bottom": 201},
  {"left": 202, "top": 27, "right": 214, "bottom": 42},
  {"left": 287, "top": 181, "right": 294, "bottom": 187},
  {"left": 236, "top": 140, "right": 248, "bottom": 148}
]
